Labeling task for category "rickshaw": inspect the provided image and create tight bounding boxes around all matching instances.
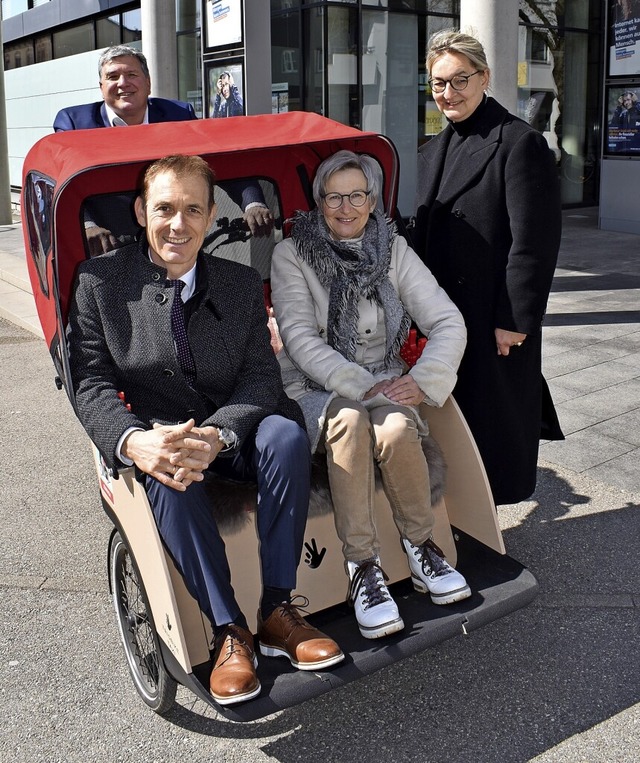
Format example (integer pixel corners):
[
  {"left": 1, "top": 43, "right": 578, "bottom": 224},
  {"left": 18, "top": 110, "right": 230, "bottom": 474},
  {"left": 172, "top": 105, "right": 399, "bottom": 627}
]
[{"left": 22, "top": 112, "right": 537, "bottom": 722}]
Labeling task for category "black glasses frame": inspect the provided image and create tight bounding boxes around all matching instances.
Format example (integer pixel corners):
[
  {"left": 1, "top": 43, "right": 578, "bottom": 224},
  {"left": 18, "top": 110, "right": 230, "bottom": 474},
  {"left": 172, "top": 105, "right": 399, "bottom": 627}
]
[
  {"left": 428, "top": 70, "right": 481, "bottom": 94},
  {"left": 321, "top": 190, "right": 372, "bottom": 209}
]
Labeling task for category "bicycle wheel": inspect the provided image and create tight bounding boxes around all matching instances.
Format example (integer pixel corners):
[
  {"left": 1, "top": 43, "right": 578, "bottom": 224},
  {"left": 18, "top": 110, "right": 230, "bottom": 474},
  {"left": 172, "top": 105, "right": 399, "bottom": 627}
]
[{"left": 109, "top": 530, "right": 177, "bottom": 714}]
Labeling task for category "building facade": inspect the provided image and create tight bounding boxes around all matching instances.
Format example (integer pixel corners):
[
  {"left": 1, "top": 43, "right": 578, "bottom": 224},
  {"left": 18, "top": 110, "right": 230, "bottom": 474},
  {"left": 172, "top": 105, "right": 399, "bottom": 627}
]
[{"left": 2, "top": 0, "right": 604, "bottom": 218}]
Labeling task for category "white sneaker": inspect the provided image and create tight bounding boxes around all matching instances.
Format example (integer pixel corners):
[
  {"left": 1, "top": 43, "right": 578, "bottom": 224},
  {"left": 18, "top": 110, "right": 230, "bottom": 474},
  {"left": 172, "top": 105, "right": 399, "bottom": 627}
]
[
  {"left": 346, "top": 558, "right": 404, "bottom": 639},
  {"left": 402, "top": 537, "right": 471, "bottom": 605}
]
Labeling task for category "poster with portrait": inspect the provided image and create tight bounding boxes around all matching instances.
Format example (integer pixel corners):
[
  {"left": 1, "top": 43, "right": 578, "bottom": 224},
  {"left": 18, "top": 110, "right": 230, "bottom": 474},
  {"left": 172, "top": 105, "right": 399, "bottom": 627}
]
[
  {"left": 207, "top": 60, "right": 245, "bottom": 118},
  {"left": 204, "top": 0, "right": 243, "bottom": 51},
  {"left": 608, "top": 0, "right": 640, "bottom": 76},
  {"left": 605, "top": 84, "right": 640, "bottom": 155}
]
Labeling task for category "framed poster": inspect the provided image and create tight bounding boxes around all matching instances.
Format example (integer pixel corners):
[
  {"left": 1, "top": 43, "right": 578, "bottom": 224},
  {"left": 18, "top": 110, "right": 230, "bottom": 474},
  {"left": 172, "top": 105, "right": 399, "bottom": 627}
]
[
  {"left": 272, "top": 83, "right": 289, "bottom": 114},
  {"left": 604, "top": 84, "right": 640, "bottom": 155},
  {"left": 608, "top": 0, "right": 640, "bottom": 76},
  {"left": 206, "top": 60, "right": 245, "bottom": 118},
  {"left": 204, "top": 0, "right": 243, "bottom": 51}
]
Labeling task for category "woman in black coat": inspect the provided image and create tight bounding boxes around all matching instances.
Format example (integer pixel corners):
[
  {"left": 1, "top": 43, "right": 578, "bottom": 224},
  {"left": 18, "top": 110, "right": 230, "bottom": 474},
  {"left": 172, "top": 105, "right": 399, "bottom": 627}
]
[{"left": 413, "top": 30, "right": 563, "bottom": 505}]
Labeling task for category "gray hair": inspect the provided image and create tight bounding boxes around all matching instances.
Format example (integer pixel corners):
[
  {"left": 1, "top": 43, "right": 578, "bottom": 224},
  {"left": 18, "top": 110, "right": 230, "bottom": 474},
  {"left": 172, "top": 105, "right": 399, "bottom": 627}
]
[
  {"left": 98, "top": 45, "right": 150, "bottom": 80},
  {"left": 312, "top": 150, "right": 382, "bottom": 208},
  {"left": 426, "top": 29, "right": 489, "bottom": 77}
]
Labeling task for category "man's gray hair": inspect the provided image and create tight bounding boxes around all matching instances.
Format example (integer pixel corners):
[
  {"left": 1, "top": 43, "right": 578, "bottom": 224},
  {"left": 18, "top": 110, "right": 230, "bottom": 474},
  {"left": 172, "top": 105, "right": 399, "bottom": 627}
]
[
  {"left": 312, "top": 150, "right": 382, "bottom": 208},
  {"left": 98, "top": 45, "right": 149, "bottom": 79}
]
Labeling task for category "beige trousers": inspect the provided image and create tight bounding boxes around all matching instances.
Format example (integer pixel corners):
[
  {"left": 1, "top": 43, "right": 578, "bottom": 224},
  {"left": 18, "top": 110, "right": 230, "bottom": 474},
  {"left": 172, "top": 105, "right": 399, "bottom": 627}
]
[{"left": 322, "top": 397, "right": 434, "bottom": 563}]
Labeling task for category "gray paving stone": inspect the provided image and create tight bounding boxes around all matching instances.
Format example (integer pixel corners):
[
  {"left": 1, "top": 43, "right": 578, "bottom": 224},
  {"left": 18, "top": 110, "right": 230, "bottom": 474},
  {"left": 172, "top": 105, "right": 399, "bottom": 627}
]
[
  {"left": 543, "top": 344, "right": 637, "bottom": 378},
  {"left": 589, "top": 408, "right": 640, "bottom": 446},
  {"left": 552, "top": 406, "right": 604, "bottom": 436},
  {"left": 557, "top": 377, "right": 640, "bottom": 419},
  {"left": 539, "top": 429, "right": 636, "bottom": 473},
  {"left": 544, "top": 361, "right": 640, "bottom": 396},
  {"left": 586, "top": 449, "right": 640, "bottom": 493},
  {"left": 615, "top": 350, "right": 640, "bottom": 369}
]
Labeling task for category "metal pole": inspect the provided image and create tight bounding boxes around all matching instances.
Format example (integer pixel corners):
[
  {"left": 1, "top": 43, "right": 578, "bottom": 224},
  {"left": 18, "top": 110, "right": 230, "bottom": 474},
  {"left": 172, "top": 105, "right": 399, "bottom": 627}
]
[{"left": 0, "top": 6, "right": 15, "bottom": 224}]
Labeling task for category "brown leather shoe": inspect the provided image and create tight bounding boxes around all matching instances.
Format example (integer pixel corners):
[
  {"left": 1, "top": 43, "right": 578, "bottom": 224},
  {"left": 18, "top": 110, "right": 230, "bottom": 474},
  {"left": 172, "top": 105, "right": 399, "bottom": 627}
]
[
  {"left": 209, "top": 624, "right": 261, "bottom": 705},
  {"left": 258, "top": 596, "right": 344, "bottom": 671}
]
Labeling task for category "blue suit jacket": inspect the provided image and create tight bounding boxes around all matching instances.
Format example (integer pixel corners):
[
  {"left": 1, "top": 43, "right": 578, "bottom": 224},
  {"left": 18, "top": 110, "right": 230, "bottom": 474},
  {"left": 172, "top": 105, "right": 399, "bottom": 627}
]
[{"left": 53, "top": 98, "right": 197, "bottom": 131}]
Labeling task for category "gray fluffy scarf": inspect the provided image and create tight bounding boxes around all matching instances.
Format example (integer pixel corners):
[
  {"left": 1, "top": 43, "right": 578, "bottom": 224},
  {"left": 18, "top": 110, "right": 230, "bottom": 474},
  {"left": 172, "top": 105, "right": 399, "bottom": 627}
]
[{"left": 290, "top": 208, "right": 410, "bottom": 374}]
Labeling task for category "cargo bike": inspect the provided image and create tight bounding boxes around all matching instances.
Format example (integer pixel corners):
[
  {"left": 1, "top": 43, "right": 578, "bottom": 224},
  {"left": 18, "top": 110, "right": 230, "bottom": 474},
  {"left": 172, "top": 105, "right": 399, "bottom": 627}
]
[{"left": 22, "top": 112, "right": 538, "bottom": 722}]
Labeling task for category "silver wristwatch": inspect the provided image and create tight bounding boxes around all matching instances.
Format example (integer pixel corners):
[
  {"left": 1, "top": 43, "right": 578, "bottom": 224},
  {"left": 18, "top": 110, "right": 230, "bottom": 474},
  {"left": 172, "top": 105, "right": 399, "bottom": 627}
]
[{"left": 217, "top": 427, "right": 238, "bottom": 451}]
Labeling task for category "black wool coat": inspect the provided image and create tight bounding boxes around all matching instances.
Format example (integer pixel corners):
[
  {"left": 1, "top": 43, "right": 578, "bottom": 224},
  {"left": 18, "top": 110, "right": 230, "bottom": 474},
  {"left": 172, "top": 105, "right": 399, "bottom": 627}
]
[
  {"left": 413, "top": 97, "right": 563, "bottom": 504},
  {"left": 67, "top": 237, "right": 304, "bottom": 472}
]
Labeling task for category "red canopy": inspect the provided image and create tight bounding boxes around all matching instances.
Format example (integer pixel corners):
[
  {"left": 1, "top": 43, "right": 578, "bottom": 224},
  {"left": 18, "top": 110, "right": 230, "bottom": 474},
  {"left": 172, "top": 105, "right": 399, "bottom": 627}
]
[{"left": 21, "top": 112, "right": 399, "bottom": 349}]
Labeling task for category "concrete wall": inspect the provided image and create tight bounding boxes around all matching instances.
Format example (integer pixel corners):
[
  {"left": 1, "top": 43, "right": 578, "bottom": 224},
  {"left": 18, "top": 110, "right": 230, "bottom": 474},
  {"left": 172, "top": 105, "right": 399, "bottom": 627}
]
[
  {"left": 599, "top": 159, "right": 640, "bottom": 234},
  {"left": 5, "top": 49, "right": 102, "bottom": 186}
]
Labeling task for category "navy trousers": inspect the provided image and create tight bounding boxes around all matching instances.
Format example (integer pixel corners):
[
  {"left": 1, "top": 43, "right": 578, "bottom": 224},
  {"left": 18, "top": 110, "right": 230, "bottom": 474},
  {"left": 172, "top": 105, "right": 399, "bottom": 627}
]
[{"left": 145, "top": 415, "right": 310, "bottom": 627}]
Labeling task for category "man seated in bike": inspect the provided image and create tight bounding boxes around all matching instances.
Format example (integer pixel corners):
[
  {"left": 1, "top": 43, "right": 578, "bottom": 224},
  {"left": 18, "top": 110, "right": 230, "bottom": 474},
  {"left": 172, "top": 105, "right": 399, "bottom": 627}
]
[{"left": 67, "top": 154, "right": 344, "bottom": 706}]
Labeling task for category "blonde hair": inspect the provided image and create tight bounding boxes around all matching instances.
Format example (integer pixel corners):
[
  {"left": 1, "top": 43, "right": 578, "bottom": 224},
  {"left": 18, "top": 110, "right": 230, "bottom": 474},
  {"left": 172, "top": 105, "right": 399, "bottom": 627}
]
[{"left": 426, "top": 29, "right": 489, "bottom": 77}]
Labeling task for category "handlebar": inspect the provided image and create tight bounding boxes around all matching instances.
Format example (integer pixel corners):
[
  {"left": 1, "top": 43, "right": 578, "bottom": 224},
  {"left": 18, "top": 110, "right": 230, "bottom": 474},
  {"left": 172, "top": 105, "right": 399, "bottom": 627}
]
[{"left": 204, "top": 216, "right": 251, "bottom": 250}]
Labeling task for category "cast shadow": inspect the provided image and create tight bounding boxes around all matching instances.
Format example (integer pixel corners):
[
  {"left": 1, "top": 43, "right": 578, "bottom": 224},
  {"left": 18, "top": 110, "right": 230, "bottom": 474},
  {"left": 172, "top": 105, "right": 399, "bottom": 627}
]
[{"left": 190, "top": 465, "right": 639, "bottom": 762}]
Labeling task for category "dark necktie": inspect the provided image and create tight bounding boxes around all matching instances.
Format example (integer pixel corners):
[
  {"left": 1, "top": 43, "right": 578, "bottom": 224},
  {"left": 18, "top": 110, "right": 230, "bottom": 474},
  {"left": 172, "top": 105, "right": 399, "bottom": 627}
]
[{"left": 168, "top": 279, "right": 196, "bottom": 385}]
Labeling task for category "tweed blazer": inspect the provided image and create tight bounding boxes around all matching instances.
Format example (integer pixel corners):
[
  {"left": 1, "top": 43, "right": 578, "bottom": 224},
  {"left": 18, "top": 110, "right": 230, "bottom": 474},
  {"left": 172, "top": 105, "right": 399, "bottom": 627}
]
[
  {"left": 67, "top": 238, "right": 303, "bottom": 471},
  {"left": 53, "top": 98, "right": 197, "bottom": 131}
]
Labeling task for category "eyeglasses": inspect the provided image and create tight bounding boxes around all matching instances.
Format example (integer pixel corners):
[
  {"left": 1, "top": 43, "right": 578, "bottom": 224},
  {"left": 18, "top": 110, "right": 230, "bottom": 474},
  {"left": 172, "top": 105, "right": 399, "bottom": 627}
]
[
  {"left": 428, "top": 71, "right": 481, "bottom": 94},
  {"left": 321, "top": 190, "right": 371, "bottom": 209}
]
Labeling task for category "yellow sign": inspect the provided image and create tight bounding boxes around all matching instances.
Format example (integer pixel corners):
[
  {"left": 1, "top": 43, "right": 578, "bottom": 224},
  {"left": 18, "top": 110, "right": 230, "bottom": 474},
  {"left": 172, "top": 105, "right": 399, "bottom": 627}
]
[
  {"left": 517, "top": 61, "right": 528, "bottom": 87},
  {"left": 425, "top": 109, "right": 444, "bottom": 136}
]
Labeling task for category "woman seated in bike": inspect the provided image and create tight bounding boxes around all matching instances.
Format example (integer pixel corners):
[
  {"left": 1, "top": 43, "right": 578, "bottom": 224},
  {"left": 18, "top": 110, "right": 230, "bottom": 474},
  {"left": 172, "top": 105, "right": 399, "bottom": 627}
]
[{"left": 270, "top": 150, "right": 471, "bottom": 640}]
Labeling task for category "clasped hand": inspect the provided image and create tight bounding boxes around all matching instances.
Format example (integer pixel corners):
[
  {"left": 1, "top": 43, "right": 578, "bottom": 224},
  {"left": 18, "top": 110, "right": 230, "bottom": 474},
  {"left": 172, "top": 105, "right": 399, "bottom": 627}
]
[
  {"left": 363, "top": 375, "right": 425, "bottom": 407},
  {"left": 122, "top": 419, "right": 225, "bottom": 491}
]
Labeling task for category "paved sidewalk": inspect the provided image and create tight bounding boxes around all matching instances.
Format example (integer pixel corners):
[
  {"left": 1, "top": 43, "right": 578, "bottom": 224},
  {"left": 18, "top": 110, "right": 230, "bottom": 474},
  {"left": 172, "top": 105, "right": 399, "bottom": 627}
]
[
  {"left": 1, "top": 206, "right": 638, "bottom": 762},
  {"left": 540, "top": 207, "right": 640, "bottom": 495},
  {"left": 1, "top": 206, "right": 638, "bottom": 493},
  {"left": 0, "top": 216, "right": 43, "bottom": 338}
]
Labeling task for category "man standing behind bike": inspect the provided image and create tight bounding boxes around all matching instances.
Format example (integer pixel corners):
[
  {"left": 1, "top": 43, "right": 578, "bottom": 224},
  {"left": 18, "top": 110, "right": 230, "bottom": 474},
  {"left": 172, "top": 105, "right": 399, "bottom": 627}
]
[{"left": 54, "top": 45, "right": 273, "bottom": 255}]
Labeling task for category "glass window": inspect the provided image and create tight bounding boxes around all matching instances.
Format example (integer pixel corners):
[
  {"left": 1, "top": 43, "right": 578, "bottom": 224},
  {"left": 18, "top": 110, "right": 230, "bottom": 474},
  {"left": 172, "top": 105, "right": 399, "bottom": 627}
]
[
  {"left": 271, "top": 0, "right": 299, "bottom": 8},
  {"left": 363, "top": 0, "right": 418, "bottom": 8},
  {"left": 4, "top": 39, "right": 34, "bottom": 69},
  {"left": 559, "top": 30, "right": 598, "bottom": 204},
  {"left": 565, "top": 0, "right": 590, "bottom": 29},
  {"left": 363, "top": 9, "right": 420, "bottom": 216},
  {"left": 96, "top": 15, "right": 121, "bottom": 49},
  {"left": 177, "top": 0, "right": 200, "bottom": 32},
  {"left": 518, "top": 13, "right": 600, "bottom": 206},
  {"left": 303, "top": 7, "right": 326, "bottom": 117},
  {"left": 271, "top": 6, "right": 301, "bottom": 112},
  {"left": 414, "top": 1, "right": 459, "bottom": 11},
  {"left": 418, "top": 14, "right": 458, "bottom": 143},
  {"left": 24, "top": 171, "right": 55, "bottom": 298},
  {"left": 53, "top": 23, "right": 94, "bottom": 59},
  {"left": 326, "top": 5, "right": 359, "bottom": 126},
  {"left": 122, "top": 9, "right": 142, "bottom": 44},
  {"left": 1, "top": 1, "right": 30, "bottom": 19},
  {"left": 34, "top": 33, "right": 52, "bottom": 64},
  {"left": 177, "top": 31, "right": 202, "bottom": 117}
]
